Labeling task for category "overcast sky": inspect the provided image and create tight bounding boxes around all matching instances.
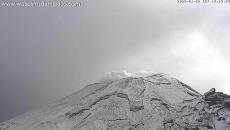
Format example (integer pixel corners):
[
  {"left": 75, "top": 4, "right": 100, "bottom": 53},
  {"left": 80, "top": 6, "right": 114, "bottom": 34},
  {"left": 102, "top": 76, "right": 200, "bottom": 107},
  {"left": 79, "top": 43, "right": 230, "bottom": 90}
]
[{"left": 1, "top": 0, "right": 230, "bottom": 122}]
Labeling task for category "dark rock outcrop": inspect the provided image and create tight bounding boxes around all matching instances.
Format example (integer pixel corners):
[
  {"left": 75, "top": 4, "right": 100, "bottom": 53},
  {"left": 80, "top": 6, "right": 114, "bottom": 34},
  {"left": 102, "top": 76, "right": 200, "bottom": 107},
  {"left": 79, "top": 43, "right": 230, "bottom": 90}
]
[{"left": 204, "top": 88, "right": 230, "bottom": 109}]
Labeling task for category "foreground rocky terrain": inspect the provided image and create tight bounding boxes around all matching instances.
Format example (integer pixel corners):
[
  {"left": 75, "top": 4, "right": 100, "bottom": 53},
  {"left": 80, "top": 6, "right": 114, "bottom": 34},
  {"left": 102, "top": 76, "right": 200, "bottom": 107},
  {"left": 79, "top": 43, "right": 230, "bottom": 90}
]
[{"left": 1, "top": 73, "right": 230, "bottom": 130}]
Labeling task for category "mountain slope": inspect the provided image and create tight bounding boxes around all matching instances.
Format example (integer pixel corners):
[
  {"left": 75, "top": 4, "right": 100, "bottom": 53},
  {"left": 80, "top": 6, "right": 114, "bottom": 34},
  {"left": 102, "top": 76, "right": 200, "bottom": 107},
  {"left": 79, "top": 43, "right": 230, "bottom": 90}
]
[{"left": 1, "top": 73, "right": 230, "bottom": 130}]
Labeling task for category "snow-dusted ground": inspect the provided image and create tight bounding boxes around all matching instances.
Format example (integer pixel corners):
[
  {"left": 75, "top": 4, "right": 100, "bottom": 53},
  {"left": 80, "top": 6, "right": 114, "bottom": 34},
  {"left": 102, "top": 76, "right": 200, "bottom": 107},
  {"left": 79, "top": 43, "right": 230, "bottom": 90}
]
[{"left": 1, "top": 73, "right": 230, "bottom": 130}]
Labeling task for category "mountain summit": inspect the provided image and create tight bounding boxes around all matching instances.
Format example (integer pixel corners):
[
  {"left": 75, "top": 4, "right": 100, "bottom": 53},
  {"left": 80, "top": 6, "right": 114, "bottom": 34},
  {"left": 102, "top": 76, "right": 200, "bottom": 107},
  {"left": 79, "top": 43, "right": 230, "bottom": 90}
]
[{"left": 1, "top": 73, "right": 230, "bottom": 130}]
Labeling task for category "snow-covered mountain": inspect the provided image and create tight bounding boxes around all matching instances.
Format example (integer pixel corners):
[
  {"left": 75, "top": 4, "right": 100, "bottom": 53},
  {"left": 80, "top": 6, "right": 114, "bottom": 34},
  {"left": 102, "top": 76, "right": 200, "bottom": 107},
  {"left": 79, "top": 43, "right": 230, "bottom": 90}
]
[{"left": 1, "top": 73, "right": 230, "bottom": 130}]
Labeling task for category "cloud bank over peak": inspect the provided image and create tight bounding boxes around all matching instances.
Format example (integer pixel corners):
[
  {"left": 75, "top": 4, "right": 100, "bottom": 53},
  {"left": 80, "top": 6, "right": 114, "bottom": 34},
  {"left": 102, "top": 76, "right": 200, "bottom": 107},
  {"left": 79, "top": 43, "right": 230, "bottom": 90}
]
[{"left": 99, "top": 70, "right": 154, "bottom": 82}]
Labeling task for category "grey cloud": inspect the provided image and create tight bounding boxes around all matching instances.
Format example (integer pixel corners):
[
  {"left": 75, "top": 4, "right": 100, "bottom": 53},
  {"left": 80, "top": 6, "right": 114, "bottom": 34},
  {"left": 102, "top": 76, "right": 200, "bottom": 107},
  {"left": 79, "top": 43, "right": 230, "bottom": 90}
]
[{"left": 0, "top": 0, "right": 230, "bottom": 122}]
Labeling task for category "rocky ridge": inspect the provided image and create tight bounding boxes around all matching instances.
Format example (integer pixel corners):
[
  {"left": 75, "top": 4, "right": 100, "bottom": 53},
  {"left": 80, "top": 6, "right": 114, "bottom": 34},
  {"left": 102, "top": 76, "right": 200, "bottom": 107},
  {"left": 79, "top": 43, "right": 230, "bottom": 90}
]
[{"left": 0, "top": 73, "right": 230, "bottom": 130}]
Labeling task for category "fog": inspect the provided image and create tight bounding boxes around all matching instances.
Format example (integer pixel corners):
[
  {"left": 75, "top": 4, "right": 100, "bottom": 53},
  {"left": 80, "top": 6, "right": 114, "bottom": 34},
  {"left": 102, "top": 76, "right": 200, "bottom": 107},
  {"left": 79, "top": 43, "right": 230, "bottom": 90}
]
[{"left": 0, "top": 0, "right": 230, "bottom": 122}]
